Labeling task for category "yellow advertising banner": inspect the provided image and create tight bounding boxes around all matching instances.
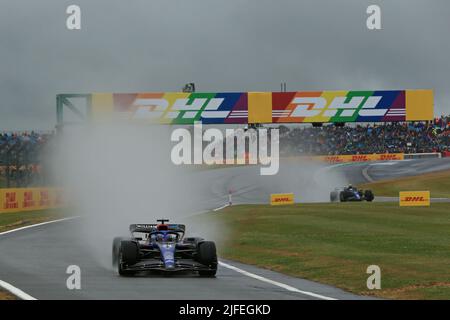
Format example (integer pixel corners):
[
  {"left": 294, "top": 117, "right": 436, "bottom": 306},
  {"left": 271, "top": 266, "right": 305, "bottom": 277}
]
[
  {"left": 312, "top": 153, "right": 404, "bottom": 163},
  {"left": 0, "top": 188, "right": 64, "bottom": 213},
  {"left": 399, "top": 191, "right": 430, "bottom": 207},
  {"left": 270, "top": 193, "right": 294, "bottom": 206}
]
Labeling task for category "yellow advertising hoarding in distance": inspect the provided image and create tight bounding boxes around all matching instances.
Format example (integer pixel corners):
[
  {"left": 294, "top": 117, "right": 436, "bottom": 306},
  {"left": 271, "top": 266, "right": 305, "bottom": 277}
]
[
  {"left": 0, "top": 188, "right": 64, "bottom": 213},
  {"left": 270, "top": 193, "right": 295, "bottom": 206},
  {"left": 316, "top": 153, "right": 404, "bottom": 163},
  {"left": 399, "top": 191, "right": 430, "bottom": 207}
]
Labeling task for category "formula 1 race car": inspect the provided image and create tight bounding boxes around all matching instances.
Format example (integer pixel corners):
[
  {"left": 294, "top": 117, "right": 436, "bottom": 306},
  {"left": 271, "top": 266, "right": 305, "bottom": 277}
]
[
  {"left": 112, "top": 219, "right": 217, "bottom": 277},
  {"left": 330, "top": 185, "right": 374, "bottom": 202}
]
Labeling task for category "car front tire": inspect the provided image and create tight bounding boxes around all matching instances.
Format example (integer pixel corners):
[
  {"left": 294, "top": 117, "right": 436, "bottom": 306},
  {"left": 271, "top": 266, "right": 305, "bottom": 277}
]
[
  {"left": 197, "top": 241, "right": 218, "bottom": 277},
  {"left": 117, "top": 240, "right": 139, "bottom": 276}
]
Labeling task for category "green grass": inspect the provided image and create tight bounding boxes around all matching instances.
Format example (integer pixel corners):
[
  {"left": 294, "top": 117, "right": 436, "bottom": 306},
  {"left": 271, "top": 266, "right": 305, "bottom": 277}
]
[
  {"left": 0, "top": 209, "right": 63, "bottom": 233},
  {"left": 360, "top": 170, "right": 450, "bottom": 198},
  {"left": 197, "top": 202, "right": 450, "bottom": 299}
]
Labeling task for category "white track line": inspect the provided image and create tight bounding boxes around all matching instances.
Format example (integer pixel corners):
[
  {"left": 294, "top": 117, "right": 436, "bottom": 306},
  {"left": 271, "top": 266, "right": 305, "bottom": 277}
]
[
  {"left": 0, "top": 280, "right": 36, "bottom": 300},
  {"left": 0, "top": 216, "right": 79, "bottom": 300},
  {"left": 213, "top": 204, "right": 229, "bottom": 211},
  {"left": 369, "top": 162, "right": 397, "bottom": 166},
  {"left": 361, "top": 166, "right": 375, "bottom": 183},
  {"left": 218, "top": 261, "right": 337, "bottom": 300},
  {"left": 0, "top": 216, "right": 79, "bottom": 236}
]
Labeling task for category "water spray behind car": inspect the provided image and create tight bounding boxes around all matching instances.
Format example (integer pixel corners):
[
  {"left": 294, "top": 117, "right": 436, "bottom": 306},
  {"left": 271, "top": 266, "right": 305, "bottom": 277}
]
[{"left": 51, "top": 123, "right": 220, "bottom": 270}]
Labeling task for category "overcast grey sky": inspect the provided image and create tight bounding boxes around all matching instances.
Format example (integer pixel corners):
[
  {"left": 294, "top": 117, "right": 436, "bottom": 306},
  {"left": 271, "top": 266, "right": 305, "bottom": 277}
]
[{"left": 1, "top": 0, "right": 449, "bottom": 130}]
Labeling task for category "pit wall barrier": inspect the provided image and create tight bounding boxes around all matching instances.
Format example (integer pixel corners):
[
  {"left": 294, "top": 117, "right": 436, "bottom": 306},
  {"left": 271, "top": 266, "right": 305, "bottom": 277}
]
[{"left": 0, "top": 188, "right": 64, "bottom": 213}]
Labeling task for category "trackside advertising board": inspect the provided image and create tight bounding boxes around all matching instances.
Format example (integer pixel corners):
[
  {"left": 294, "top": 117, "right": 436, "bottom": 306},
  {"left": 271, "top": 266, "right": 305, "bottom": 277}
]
[
  {"left": 399, "top": 191, "right": 430, "bottom": 207},
  {"left": 315, "top": 153, "right": 404, "bottom": 163},
  {"left": 270, "top": 193, "right": 294, "bottom": 205},
  {"left": 71, "top": 89, "right": 433, "bottom": 124},
  {"left": 0, "top": 188, "right": 64, "bottom": 213}
]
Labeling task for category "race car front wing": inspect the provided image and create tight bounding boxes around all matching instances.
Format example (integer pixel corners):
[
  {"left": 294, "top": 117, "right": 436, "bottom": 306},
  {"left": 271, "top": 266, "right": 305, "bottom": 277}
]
[{"left": 120, "top": 259, "right": 215, "bottom": 272}]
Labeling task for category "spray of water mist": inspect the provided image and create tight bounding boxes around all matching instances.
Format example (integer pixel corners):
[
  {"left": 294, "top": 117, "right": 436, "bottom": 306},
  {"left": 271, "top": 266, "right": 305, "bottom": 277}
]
[
  {"left": 53, "top": 123, "right": 205, "bottom": 269},
  {"left": 51, "top": 123, "right": 348, "bottom": 270}
]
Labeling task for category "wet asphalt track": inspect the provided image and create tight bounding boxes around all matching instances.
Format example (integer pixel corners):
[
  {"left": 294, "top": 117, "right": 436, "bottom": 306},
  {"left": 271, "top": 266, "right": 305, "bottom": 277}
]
[
  {"left": 1, "top": 157, "right": 449, "bottom": 300},
  {"left": 193, "top": 157, "right": 450, "bottom": 206}
]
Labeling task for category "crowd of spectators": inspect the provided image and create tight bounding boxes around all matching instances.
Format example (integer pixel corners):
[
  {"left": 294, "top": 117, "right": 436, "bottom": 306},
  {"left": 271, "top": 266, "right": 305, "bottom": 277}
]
[
  {"left": 0, "top": 131, "right": 54, "bottom": 187},
  {"left": 0, "top": 116, "right": 449, "bottom": 187},
  {"left": 279, "top": 116, "right": 450, "bottom": 156}
]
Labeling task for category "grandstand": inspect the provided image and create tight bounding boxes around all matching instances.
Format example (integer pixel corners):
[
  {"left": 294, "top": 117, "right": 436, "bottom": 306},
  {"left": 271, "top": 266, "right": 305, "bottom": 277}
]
[
  {"left": 278, "top": 116, "right": 450, "bottom": 156},
  {"left": 0, "top": 131, "right": 54, "bottom": 187},
  {"left": 1, "top": 116, "right": 449, "bottom": 187}
]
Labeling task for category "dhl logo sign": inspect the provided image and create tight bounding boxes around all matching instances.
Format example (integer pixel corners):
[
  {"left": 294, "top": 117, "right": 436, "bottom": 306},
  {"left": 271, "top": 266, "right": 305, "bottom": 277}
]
[
  {"left": 23, "top": 191, "right": 35, "bottom": 208},
  {"left": 399, "top": 191, "right": 430, "bottom": 207},
  {"left": 88, "top": 90, "right": 433, "bottom": 124},
  {"left": 4, "top": 192, "right": 19, "bottom": 210},
  {"left": 351, "top": 155, "right": 370, "bottom": 162},
  {"left": 270, "top": 193, "right": 294, "bottom": 206},
  {"left": 131, "top": 96, "right": 390, "bottom": 122},
  {"left": 378, "top": 154, "right": 403, "bottom": 161},
  {"left": 322, "top": 156, "right": 345, "bottom": 163},
  {"left": 39, "top": 190, "right": 51, "bottom": 206}
]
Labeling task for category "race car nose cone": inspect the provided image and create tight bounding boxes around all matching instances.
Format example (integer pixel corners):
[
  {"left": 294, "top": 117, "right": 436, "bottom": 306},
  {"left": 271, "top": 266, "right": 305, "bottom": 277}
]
[
  {"left": 159, "top": 242, "right": 176, "bottom": 269},
  {"left": 165, "top": 262, "right": 175, "bottom": 269}
]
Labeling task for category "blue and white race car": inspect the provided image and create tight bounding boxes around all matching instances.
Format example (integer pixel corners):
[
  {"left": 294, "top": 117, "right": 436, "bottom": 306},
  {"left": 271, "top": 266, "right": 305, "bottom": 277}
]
[
  {"left": 330, "top": 185, "right": 374, "bottom": 202},
  {"left": 112, "top": 219, "right": 217, "bottom": 277}
]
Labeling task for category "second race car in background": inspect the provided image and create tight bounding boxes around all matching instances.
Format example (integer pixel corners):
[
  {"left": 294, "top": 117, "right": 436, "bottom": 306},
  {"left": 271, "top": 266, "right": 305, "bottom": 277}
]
[{"left": 330, "top": 185, "right": 375, "bottom": 202}]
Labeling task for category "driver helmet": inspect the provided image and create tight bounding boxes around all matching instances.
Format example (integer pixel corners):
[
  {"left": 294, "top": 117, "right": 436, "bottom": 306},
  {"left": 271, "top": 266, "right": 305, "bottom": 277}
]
[
  {"left": 155, "top": 233, "right": 164, "bottom": 242},
  {"left": 165, "top": 233, "right": 177, "bottom": 242}
]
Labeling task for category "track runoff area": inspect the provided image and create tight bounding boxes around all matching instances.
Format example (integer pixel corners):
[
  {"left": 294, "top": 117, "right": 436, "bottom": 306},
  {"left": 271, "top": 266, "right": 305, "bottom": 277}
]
[{"left": 0, "top": 89, "right": 445, "bottom": 315}]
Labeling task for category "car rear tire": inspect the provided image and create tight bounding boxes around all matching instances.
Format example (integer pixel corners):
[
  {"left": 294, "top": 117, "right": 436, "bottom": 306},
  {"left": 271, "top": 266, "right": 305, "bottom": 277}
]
[
  {"left": 364, "top": 190, "right": 374, "bottom": 202},
  {"left": 339, "top": 191, "right": 345, "bottom": 202},
  {"left": 197, "top": 241, "right": 217, "bottom": 277},
  {"left": 330, "top": 192, "right": 338, "bottom": 202},
  {"left": 112, "top": 237, "right": 124, "bottom": 268}
]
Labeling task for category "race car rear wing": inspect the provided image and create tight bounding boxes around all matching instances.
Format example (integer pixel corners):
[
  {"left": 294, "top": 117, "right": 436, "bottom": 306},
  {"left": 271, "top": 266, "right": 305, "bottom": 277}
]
[{"left": 129, "top": 224, "right": 186, "bottom": 233}]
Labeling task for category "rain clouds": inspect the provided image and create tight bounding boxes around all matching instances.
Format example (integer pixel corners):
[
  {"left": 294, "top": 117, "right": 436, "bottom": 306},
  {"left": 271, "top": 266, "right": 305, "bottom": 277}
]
[{"left": 1, "top": 0, "right": 449, "bottom": 130}]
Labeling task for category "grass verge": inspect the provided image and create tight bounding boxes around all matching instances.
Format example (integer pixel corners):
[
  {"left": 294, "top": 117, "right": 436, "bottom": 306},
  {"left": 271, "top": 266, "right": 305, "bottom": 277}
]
[
  {"left": 0, "top": 209, "right": 63, "bottom": 233},
  {"left": 198, "top": 202, "right": 450, "bottom": 299},
  {"left": 359, "top": 169, "right": 450, "bottom": 198}
]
